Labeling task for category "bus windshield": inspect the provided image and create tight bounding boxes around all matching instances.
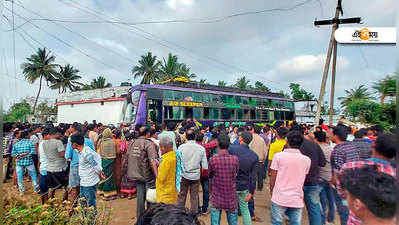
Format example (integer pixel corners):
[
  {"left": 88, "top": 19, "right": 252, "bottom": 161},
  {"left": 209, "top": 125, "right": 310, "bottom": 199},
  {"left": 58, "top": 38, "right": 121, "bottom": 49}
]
[{"left": 123, "top": 91, "right": 140, "bottom": 123}]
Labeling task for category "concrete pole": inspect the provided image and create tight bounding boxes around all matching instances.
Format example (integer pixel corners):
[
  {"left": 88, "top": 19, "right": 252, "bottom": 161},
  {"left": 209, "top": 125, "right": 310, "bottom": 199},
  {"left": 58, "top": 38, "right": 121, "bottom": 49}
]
[
  {"left": 329, "top": 39, "right": 338, "bottom": 126},
  {"left": 314, "top": 7, "right": 340, "bottom": 126}
]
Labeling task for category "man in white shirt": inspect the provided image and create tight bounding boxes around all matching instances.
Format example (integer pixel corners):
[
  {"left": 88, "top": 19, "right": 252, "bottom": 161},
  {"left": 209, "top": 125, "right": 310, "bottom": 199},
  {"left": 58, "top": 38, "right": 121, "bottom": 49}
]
[{"left": 70, "top": 133, "right": 104, "bottom": 208}]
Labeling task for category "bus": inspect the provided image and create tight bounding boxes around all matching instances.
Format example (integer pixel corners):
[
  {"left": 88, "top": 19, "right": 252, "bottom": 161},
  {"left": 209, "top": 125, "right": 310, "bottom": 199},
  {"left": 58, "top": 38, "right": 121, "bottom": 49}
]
[{"left": 123, "top": 81, "right": 295, "bottom": 127}]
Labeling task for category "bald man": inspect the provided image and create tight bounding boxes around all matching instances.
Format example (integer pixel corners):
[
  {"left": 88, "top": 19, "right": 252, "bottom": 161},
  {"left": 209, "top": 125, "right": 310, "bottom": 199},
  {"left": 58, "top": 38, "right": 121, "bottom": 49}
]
[{"left": 156, "top": 137, "right": 178, "bottom": 204}]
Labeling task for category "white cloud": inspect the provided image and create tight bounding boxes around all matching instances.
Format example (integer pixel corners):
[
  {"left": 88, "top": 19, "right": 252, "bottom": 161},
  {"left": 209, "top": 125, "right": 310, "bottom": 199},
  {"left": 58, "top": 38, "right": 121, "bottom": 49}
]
[
  {"left": 166, "top": 0, "right": 194, "bottom": 9},
  {"left": 277, "top": 54, "right": 349, "bottom": 74},
  {"left": 92, "top": 38, "right": 129, "bottom": 54}
]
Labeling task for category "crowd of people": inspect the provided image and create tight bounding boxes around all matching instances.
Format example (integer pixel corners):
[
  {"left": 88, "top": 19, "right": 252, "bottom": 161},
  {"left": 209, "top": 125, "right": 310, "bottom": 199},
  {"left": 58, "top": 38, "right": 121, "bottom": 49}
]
[{"left": 2, "top": 118, "right": 397, "bottom": 225}]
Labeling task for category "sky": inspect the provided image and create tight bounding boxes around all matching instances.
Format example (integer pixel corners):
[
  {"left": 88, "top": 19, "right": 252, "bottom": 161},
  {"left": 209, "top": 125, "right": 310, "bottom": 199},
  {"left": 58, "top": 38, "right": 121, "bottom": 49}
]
[{"left": 0, "top": 0, "right": 396, "bottom": 110}]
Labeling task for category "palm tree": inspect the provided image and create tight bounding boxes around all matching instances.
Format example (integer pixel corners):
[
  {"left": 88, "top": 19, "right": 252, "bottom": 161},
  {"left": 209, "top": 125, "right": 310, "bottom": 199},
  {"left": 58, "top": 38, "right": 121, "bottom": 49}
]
[
  {"left": 372, "top": 74, "right": 397, "bottom": 105},
  {"left": 159, "top": 53, "right": 180, "bottom": 81},
  {"left": 90, "top": 76, "right": 112, "bottom": 89},
  {"left": 253, "top": 81, "right": 271, "bottom": 92},
  {"left": 50, "top": 64, "right": 83, "bottom": 93},
  {"left": 233, "top": 76, "right": 250, "bottom": 90},
  {"left": 338, "top": 85, "right": 374, "bottom": 108},
  {"left": 21, "top": 48, "right": 58, "bottom": 114},
  {"left": 178, "top": 63, "right": 196, "bottom": 80},
  {"left": 132, "top": 52, "right": 161, "bottom": 84},
  {"left": 199, "top": 79, "right": 207, "bottom": 84},
  {"left": 218, "top": 81, "right": 227, "bottom": 87}
]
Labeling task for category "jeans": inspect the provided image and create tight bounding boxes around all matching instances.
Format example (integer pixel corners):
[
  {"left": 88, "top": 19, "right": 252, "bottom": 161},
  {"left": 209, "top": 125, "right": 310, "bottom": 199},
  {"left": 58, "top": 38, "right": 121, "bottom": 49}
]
[
  {"left": 210, "top": 205, "right": 238, "bottom": 225},
  {"left": 303, "top": 185, "right": 322, "bottom": 225},
  {"left": 248, "top": 197, "right": 255, "bottom": 217},
  {"left": 80, "top": 185, "right": 97, "bottom": 208},
  {"left": 270, "top": 202, "right": 302, "bottom": 225},
  {"left": 237, "top": 190, "right": 252, "bottom": 225},
  {"left": 255, "top": 161, "right": 264, "bottom": 190},
  {"left": 178, "top": 177, "right": 200, "bottom": 214},
  {"left": 319, "top": 179, "right": 335, "bottom": 223},
  {"left": 16, "top": 164, "right": 38, "bottom": 193},
  {"left": 263, "top": 159, "right": 268, "bottom": 180},
  {"left": 200, "top": 178, "right": 209, "bottom": 212},
  {"left": 333, "top": 188, "right": 349, "bottom": 225}
]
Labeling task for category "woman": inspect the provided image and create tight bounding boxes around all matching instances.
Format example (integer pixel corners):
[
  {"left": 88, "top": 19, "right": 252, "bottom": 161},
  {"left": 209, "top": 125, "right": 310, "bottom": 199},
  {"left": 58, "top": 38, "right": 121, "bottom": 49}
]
[
  {"left": 97, "top": 128, "right": 117, "bottom": 200},
  {"left": 112, "top": 130, "right": 122, "bottom": 196},
  {"left": 120, "top": 132, "right": 136, "bottom": 199}
]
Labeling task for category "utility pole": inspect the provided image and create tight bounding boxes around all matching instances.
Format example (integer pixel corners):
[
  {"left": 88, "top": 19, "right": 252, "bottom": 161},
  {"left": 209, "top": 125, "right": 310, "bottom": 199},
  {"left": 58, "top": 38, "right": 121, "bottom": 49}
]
[{"left": 313, "top": 0, "right": 361, "bottom": 126}]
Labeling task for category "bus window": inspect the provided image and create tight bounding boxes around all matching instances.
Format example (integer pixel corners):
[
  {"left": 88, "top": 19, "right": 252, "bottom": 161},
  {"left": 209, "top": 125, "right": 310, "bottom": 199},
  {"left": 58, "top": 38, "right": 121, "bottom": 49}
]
[
  {"left": 222, "top": 95, "right": 234, "bottom": 104},
  {"left": 269, "top": 111, "right": 275, "bottom": 120},
  {"left": 242, "top": 97, "right": 249, "bottom": 105},
  {"left": 285, "top": 111, "right": 294, "bottom": 120},
  {"left": 185, "top": 108, "right": 193, "bottom": 119},
  {"left": 123, "top": 91, "right": 140, "bottom": 123},
  {"left": 192, "top": 92, "right": 202, "bottom": 102},
  {"left": 173, "top": 107, "right": 184, "bottom": 119},
  {"left": 203, "top": 94, "right": 212, "bottom": 103},
  {"left": 237, "top": 109, "right": 244, "bottom": 120},
  {"left": 235, "top": 96, "right": 242, "bottom": 104},
  {"left": 212, "top": 95, "right": 222, "bottom": 104},
  {"left": 275, "top": 111, "right": 282, "bottom": 120},
  {"left": 211, "top": 108, "right": 220, "bottom": 119},
  {"left": 204, "top": 108, "right": 210, "bottom": 119},
  {"left": 244, "top": 109, "right": 250, "bottom": 120},
  {"left": 193, "top": 108, "right": 202, "bottom": 119},
  {"left": 250, "top": 110, "right": 256, "bottom": 120}
]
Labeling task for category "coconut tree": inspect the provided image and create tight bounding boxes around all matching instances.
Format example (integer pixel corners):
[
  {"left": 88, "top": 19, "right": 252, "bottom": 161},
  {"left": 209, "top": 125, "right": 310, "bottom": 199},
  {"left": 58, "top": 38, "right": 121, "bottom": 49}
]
[
  {"left": 159, "top": 53, "right": 180, "bottom": 81},
  {"left": 178, "top": 63, "right": 196, "bottom": 80},
  {"left": 218, "top": 81, "right": 227, "bottom": 87},
  {"left": 132, "top": 52, "right": 161, "bottom": 84},
  {"left": 50, "top": 64, "right": 83, "bottom": 93},
  {"left": 21, "top": 48, "right": 58, "bottom": 114},
  {"left": 233, "top": 76, "right": 251, "bottom": 90},
  {"left": 372, "top": 74, "right": 397, "bottom": 105},
  {"left": 338, "top": 85, "right": 374, "bottom": 109},
  {"left": 90, "top": 76, "right": 112, "bottom": 89},
  {"left": 253, "top": 81, "right": 271, "bottom": 92}
]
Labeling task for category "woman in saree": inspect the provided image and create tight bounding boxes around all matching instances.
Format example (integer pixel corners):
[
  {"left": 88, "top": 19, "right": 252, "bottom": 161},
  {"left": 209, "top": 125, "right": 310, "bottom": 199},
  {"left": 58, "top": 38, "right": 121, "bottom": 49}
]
[
  {"left": 112, "top": 130, "right": 122, "bottom": 196},
  {"left": 97, "top": 128, "right": 117, "bottom": 200},
  {"left": 119, "top": 132, "right": 137, "bottom": 199}
]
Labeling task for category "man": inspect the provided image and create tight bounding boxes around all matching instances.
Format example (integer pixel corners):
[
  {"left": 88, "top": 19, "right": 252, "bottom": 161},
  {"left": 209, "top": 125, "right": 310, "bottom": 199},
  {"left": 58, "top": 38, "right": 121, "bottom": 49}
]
[
  {"left": 209, "top": 133, "right": 239, "bottom": 225},
  {"left": 269, "top": 131, "right": 311, "bottom": 225},
  {"left": 38, "top": 128, "right": 50, "bottom": 204},
  {"left": 177, "top": 129, "right": 208, "bottom": 214},
  {"left": 293, "top": 126, "right": 326, "bottom": 225},
  {"left": 126, "top": 126, "right": 158, "bottom": 218},
  {"left": 65, "top": 123, "right": 95, "bottom": 204},
  {"left": 156, "top": 137, "right": 177, "bottom": 204},
  {"left": 158, "top": 122, "right": 178, "bottom": 151},
  {"left": 331, "top": 125, "right": 370, "bottom": 225},
  {"left": 229, "top": 126, "right": 238, "bottom": 144},
  {"left": 70, "top": 134, "right": 103, "bottom": 208},
  {"left": 352, "top": 129, "right": 372, "bottom": 159},
  {"left": 314, "top": 131, "right": 335, "bottom": 225},
  {"left": 338, "top": 133, "right": 397, "bottom": 225},
  {"left": 12, "top": 129, "right": 39, "bottom": 195},
  {"left": 338, "top": 166, "right": 396, "bottom": 225},
  {"left": 43, "top": 127, "right": 69, "bottom": 201},
  {"left": 30, "top": 125, "right": 42, "bottom": 173},
  {"left": 228, "top": 131, "right": 258, "bottom": 225},
  {"left": 267, "top": 127, "right": 288, "bottom": 176},
  {"left": 196, "top": 132, "right": 218, "bottom": 214}
]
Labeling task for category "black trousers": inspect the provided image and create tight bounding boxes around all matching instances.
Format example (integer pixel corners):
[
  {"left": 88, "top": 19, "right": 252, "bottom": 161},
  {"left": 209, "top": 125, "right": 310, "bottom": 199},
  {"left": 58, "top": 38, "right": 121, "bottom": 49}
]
[{"left": 255, "top": 161, "right": 265, "bottom": 191}]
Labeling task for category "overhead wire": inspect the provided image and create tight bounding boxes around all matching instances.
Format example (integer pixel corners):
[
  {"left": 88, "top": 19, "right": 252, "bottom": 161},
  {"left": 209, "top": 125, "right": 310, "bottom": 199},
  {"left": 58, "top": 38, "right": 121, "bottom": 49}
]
[{"left": 4, "top": 6, "right": 121, "bottom": 72}]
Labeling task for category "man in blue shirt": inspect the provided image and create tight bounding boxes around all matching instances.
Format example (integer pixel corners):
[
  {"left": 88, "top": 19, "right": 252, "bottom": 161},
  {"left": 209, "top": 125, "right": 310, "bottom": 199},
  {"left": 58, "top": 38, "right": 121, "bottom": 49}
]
[
  {"left": 12, "top": 129, "right": 39, "bottom": 195},
  {"left": 229, "top": 131, "right": 258, "bottom": 225},
  {"left": 65, "top": 123, "right": 95, "bottom": 203}
]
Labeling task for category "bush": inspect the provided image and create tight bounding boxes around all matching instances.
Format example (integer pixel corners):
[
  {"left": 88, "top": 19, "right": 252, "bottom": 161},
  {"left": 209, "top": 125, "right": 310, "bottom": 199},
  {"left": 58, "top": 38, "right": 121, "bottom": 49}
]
[{"left": 0, "top": 190, "right": 112, "bottom": 225}]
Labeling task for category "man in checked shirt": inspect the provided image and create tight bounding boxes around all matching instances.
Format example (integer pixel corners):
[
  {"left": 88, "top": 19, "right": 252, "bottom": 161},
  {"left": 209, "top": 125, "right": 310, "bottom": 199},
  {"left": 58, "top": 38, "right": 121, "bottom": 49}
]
[{"left": 208, "top": 132, "right": 239, "bottom": 225}]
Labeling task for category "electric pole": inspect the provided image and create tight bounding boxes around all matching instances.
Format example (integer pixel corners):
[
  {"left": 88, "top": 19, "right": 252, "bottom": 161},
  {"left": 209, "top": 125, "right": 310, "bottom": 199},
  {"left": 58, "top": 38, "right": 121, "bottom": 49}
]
[{"left": 313, "top": 0, "right": 361, "bottom": 126}]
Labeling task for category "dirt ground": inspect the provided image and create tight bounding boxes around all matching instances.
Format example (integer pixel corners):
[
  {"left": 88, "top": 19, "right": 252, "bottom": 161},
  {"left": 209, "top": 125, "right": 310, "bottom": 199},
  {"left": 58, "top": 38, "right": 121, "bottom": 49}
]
[{"left": 3, "top": 178, "right": 313, "bottom": 225}]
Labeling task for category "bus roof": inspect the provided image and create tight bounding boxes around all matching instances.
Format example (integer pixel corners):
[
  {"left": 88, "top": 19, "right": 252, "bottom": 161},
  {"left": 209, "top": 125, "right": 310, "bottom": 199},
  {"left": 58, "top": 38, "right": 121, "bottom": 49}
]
[{"left": 130, "top": 82, "right": 293, "bottom": 101}]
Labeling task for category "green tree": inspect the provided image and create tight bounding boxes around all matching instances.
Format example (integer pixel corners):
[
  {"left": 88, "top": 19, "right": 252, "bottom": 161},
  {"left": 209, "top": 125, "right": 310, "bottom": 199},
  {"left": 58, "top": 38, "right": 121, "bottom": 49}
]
[
  {"left": 21, "top": 48, "right": 58, "bottom": 114},
  {"left": 178, "top": 63, "right": 196, "bottom": 80},
  {"left": 253, "top": 81, "right": 270, "bottom": 92},
  {"left": 373, "top": 74, "right": 397, "bottom": 105},
  {"left": 132, "top": 52, "right": 161, "bottom": 84},
  {"left": 289, "top": 83, "right": 315, "bottom": 101},
  {"left": 50, "top": 64, "right": 82, "bottom": 93},
  {"left": 218, "top": 81, "right": 227, "bottom": 87},
  {"left": 346, "top": 99, "right": 381, "bottom": 124},
  {"left": 90, "top": 76, "right": 112, "bottom": 89},
  {"left": 233, "top": 76, "right": 251, "bottom": 90},
  {"left": 159, "top": 53, "right": 180, "bottom": 81},
  {"left": 37, "top": 101, "right": 57, "bottom": 115},
  {"left": 338, "top": 85, "right": 374, "bottom": 109},
  {"left": 4, "top": 100, "right": 31, "bottom": 122}
]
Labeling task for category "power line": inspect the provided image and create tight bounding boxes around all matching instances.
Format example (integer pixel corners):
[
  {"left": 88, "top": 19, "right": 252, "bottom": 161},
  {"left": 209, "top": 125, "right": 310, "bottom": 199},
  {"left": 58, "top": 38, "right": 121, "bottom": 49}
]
[
  {"left": 5, "top": 0, "right": 315, "bottom": 28},
  {"left": 4, "top": 6, "right": 121, "bottom": 72},
  {"left": 12, "top": 1, "right": 138, "bottom": 64}
]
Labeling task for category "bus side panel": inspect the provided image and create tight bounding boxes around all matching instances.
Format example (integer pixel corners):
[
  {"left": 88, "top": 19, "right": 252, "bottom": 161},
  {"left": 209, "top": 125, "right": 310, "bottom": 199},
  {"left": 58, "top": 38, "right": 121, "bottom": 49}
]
[{"left": 134, "top": 91, "right": 147, "bottom": 125}]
